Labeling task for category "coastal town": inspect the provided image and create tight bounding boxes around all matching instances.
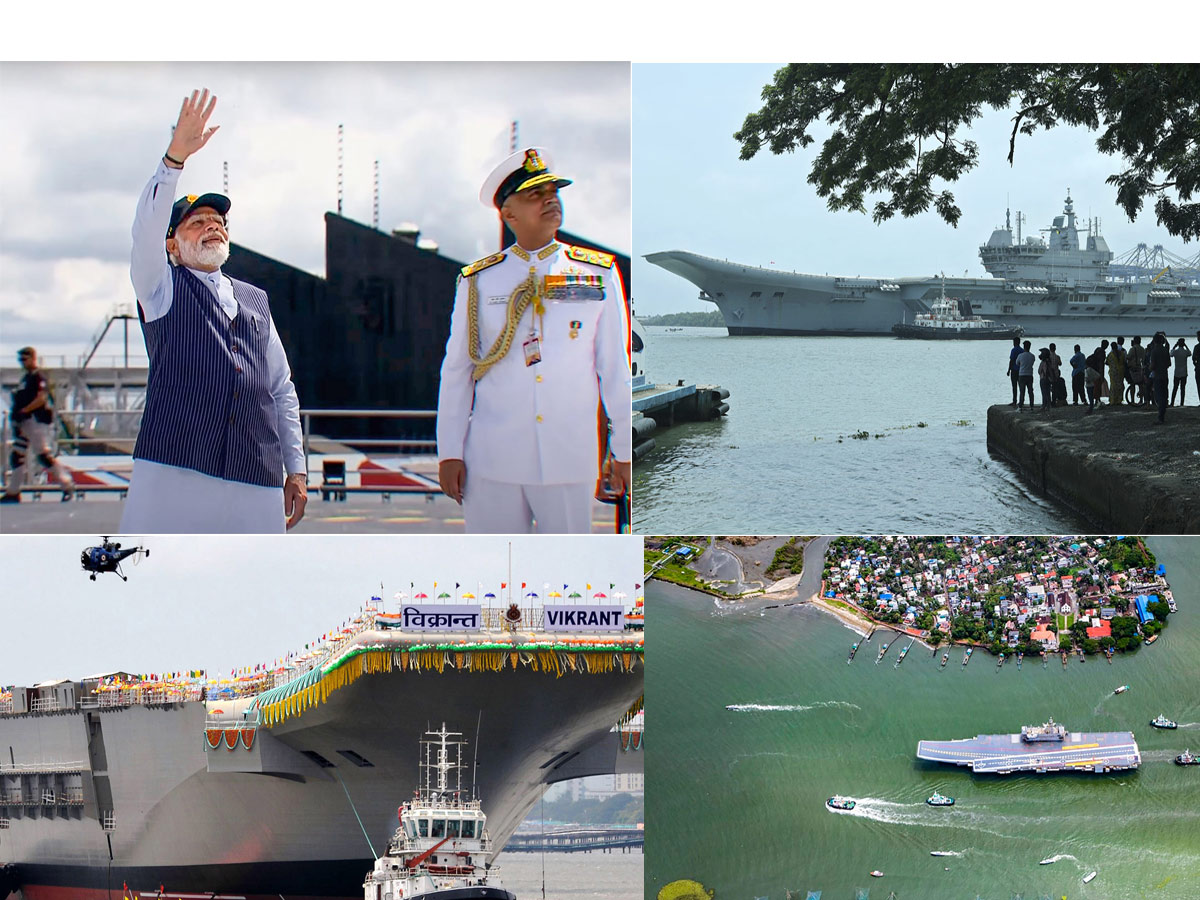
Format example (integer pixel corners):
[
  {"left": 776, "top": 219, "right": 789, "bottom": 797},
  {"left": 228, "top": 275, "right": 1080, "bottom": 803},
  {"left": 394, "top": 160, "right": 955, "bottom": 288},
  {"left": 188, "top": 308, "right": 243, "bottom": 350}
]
[
  {"left": 645, "top": 535, "right": 1177, "bottom": 660},
  {"left": 823, "top": 536, "right": 1175, "bottom": 657}
]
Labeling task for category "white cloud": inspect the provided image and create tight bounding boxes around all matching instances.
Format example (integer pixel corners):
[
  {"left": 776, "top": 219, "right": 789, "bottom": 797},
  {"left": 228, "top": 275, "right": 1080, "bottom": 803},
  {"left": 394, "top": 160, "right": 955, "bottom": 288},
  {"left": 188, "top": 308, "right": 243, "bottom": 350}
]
[{"left": 0, "top": 61, "right": 630, "bottom": 357}]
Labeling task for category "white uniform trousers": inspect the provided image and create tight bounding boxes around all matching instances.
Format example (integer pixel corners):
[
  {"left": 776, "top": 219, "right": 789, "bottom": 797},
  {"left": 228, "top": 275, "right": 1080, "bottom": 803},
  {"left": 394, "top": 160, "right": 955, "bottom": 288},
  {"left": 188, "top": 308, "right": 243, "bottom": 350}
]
[
  {"left": 120, "top": 459, "right": 286, "bottom": 534},
  {"left": 462, "top": 476, "right": 593, "bottom": 534}
]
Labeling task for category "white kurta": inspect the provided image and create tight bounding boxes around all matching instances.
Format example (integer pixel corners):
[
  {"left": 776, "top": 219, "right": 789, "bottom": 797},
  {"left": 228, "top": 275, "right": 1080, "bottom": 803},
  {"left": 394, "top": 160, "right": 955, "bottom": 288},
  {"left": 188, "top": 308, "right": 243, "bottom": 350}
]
[{"left": 120, "top": 160, "right": 305, "bottom": 534}]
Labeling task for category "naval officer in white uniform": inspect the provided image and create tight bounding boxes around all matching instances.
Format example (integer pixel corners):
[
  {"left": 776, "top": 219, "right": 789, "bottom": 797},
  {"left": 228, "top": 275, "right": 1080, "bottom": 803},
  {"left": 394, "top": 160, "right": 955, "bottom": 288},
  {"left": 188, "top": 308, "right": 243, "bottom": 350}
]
[
  {"left": 121, "top": 89, "right": 307, "bottom": 533},
  {"left": 436, "top": 148, "right": 632, "bottom": 533}
]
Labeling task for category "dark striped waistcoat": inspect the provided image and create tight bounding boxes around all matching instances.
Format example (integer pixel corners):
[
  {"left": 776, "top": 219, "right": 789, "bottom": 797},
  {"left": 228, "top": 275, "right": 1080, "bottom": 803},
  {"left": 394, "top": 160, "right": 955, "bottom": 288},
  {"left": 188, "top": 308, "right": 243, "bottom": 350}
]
[{"left": 134, "top": 266, "right": 285, "bottom": 488}]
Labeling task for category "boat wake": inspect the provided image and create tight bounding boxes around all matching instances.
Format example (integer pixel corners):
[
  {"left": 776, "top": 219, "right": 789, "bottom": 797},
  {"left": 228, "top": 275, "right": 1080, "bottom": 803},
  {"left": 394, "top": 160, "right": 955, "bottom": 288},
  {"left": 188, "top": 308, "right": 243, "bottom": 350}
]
[
  {"left": 725, "top": 701, "right": 861, "bottom": 713},
  {"left": 829, "top": 797, "right": 1049, "bottom": 844},
  {"left": 1037, "top": 854, "right": 1078, "bottom": 866}
]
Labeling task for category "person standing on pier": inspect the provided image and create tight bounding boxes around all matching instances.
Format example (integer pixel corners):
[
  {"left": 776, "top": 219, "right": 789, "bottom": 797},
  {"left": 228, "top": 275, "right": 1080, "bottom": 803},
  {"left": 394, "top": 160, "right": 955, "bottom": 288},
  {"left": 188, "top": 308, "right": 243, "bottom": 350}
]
[
  {"left": 1069, "top": 344, "right": 1087, "bottom": 405},
  {"left": 1194, "top": 331, "right": 1200, "bottom": 407},
  {"left": 1126, "top": 337, "right": 1147, "bottom": 405},
  {"left": 1, "top": 347, "right": 75, "bottom": 503},
  {"left": 1106, "top": 337, "right": 1127, "bottom": 406},
  {"left": 1006, "top": 337, "right": 1021, "bottom": 406},
  {"left": 1148, "top": 332, "right": 1171, "bottom": 424},
  {"left": 1170, "top": 338, "right": 1190, "bottom": 406},
  {"left": 1015, "top": 341, "right": 1036, "bottom": 410},
  {"left": 436, "top": 147, "right": 632, "bottom": 533},
  {"left": 122, "top": 89, "right": 307, "bottom": 533}
]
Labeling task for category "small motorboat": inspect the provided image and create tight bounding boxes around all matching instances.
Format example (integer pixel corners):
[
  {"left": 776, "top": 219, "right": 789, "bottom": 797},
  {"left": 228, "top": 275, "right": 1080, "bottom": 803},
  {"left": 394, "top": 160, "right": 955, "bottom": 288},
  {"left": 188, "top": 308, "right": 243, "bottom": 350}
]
[
  {"left": 926, "top": 791, "right": 955, "bottom": 807},
  {"left": 1113, "top": 684, "right": 1129, "bottom": 694},
  {"left": 1145, "top": 633, "right": 1159, "bottom": 644},
  {"left": 1175, "top": 749, "right": 1198, "bottom": 766},
  {"left": 1083, "top": 871, "right": 1097, "bottom": 883},
  {"left": 826, "top": 796, "right": 856, "bottom": 811},
  {"left": 1039, "top": 856, "right": 1058, "bottom": 865},
  {"left": 869, "top": 870, "right": 884, "bottom": 878},
  {"left": 930, "top": 850, "right": 955, "bottom": 857},
  {"left": 1151, "top": 714, "right": 1178, "bottom": 729}
]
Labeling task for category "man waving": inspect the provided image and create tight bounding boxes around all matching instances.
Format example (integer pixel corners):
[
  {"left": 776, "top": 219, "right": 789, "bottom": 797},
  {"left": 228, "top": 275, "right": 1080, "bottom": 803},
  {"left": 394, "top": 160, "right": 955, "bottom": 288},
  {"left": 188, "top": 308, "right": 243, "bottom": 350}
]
[{"left": 122, "top": 89, "right": 307, "bottom": 533}]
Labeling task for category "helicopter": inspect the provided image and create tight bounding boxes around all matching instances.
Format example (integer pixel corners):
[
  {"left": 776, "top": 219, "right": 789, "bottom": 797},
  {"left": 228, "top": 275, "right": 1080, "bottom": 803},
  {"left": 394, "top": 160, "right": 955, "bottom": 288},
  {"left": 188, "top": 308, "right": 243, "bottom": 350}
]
[{"left": 80, "top": 537, "right": 149, "bottom": 581}]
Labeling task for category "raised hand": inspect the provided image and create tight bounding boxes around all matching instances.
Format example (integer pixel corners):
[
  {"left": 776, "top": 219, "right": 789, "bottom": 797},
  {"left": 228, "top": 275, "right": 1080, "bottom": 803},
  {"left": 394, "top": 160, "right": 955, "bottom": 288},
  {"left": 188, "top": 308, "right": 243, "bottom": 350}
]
[{"left": 165, "top": 89, "right": 219, "bottom": 164}]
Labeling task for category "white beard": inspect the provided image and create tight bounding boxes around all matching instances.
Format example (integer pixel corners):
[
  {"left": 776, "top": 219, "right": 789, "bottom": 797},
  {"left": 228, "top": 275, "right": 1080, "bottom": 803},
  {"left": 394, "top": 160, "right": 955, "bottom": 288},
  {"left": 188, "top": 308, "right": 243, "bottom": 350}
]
[{"left": 176, "top": 234, "right": 230, "bottom": 270}]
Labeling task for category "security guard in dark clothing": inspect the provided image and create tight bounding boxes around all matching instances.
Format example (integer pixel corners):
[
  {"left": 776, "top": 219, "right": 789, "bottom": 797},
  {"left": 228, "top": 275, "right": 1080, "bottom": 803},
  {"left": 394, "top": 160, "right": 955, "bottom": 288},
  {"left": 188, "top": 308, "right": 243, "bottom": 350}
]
[{"left": 3, "top": 347, "right": 75, "bottom": 502}]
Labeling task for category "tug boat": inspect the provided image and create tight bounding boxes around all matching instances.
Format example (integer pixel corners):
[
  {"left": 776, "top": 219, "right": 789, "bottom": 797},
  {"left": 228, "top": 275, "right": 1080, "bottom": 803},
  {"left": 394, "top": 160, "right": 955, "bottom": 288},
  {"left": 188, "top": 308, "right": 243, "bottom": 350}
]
[
  {"left": 362, "top": 724, "right": 515, "bottom": 900},
  {"left": 1150, "top": 714, "right": 1178, "bottom": 729},
  {"left": 826, "top": 796, "right": 856, "bottom": 811},
  {"left": 925, "top": 791, "right": 955, "bottom": 807},
  {"left": 1175, "top": 749, "right": 1198, "bottom": 766}
]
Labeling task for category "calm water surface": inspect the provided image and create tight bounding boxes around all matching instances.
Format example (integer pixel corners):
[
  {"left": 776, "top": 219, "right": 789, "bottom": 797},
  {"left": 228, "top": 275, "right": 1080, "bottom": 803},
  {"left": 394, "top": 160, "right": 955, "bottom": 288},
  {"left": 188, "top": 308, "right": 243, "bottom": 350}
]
[
  {"left": 646, "top": 536, "right": 1200, "bottom": 900},
  {"left": 497, "top": 847, "right": 642, "bottom": 900},
  {"left": 635, "top": 327, "right": 1094, "bottom": 534}
]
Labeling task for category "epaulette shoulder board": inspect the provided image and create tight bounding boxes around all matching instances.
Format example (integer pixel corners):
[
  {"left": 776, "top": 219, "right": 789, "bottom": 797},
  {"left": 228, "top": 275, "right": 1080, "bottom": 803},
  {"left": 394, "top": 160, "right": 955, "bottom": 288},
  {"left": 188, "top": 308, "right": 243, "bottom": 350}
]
[
  {"left": 564, "top": 244, "right": 615, "bottom": 269},
  {"left": 461, "top": 252, "right": 506, "bottom": 278}
]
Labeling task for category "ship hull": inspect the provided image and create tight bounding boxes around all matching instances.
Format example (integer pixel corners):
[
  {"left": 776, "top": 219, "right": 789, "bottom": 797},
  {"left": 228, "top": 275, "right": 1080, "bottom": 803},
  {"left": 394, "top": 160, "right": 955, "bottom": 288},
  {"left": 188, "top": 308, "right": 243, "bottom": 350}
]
[
  {"left": 917, "top": 730, "right": 1139, "bottom": 775},
  {"left": 646, "top": 251, "right": 1200, "bottom": 338},
  {"left": 1, "top": 639, "right": 643, "bottom": 899}
]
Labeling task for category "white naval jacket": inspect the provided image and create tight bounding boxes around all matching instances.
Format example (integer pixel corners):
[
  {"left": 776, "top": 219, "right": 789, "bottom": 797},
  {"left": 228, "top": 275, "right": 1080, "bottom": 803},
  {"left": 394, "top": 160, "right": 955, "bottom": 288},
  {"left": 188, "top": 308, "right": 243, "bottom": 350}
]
[{"left": 436, "top": 241, "right": 633, "bottom": 486}]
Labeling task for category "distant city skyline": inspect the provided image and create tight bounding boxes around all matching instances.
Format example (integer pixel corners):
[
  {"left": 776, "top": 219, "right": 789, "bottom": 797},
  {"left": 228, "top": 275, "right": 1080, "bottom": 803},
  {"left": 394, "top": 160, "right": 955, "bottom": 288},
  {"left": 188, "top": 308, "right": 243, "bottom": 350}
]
[{"left": 633, "top": 64, "right": 1194, "bottom": 318}]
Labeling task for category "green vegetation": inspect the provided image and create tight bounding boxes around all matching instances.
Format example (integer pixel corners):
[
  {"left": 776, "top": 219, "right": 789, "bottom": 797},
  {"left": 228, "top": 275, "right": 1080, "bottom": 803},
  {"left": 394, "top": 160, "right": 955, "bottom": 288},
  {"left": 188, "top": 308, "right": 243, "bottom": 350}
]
[
  {"left": 768, "top": 537, "right": 806, "bottom": 577},
  {"left": 1110, "top": 616, "right": 1143, "bottom": 652},
  {"left": 658, "top": 881, "right": 714, "bottom": 900},
  {"left": 735, "top": 64, "right": 1200, "bottom": 240},
  {"left": 1101, "top": 537, "right": 1155, "bottom": 572},
  {"left": 533, "top": 792, "right": 643, "bottom": 827},
  {"left": 639, "top": 311, "right": 726, "bottom": 327},
  {"left": 645, "top": 541, "right": 737, "bottom": 597}
]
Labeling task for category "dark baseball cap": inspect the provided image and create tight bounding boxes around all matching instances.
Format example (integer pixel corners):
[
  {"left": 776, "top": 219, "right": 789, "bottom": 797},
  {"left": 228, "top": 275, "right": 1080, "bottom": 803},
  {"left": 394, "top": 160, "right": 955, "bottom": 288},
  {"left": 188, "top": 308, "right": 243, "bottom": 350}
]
[{"left": 167, "top": 192, "right": 231, "bottom": 238}]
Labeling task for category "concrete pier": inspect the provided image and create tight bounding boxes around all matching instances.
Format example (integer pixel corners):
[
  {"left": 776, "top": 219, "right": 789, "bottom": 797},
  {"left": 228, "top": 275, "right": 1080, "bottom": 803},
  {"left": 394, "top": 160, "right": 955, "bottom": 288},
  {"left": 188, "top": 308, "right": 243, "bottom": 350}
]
[
  {"left": 632, "top": 381, "right": 729, "bottom": 459},
  {"left": 986, "top": 404, "right": 1200, "bottom": 533}
]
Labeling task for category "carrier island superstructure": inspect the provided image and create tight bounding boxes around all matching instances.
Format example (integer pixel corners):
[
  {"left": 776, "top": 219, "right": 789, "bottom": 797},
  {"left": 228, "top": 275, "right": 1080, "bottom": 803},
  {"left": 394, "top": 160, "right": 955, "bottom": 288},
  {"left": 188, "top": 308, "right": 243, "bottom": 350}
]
[
  {"left": 647, "top": 194, "right": 1200, "bottom": 337},
  {"left": 917, "top": 718, "right": 1140, "bottom": 775},
  {"left": 0, "top": 601, "right": 644, "bottom": 900}
]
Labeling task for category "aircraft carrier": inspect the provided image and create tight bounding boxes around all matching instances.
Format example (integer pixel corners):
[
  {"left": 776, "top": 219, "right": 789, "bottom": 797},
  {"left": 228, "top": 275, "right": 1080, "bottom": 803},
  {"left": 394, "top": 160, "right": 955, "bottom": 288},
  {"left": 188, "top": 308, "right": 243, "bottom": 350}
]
[
  {"left": 0, "top": 607, "right": 644, "bottom": 900},
  {"left": 646, "top": 194, "right": 1200, "bottom": 338},
  {"left": 917, "top": 719, "right": 1140, "bottom": 775}
]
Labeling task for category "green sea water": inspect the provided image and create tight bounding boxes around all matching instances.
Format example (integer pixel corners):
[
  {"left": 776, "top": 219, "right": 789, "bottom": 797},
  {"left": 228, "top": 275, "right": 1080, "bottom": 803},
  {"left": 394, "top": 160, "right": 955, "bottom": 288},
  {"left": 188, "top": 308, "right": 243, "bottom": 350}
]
[{"left": 647, "top": 536, "right": 1200, "bottom": 900}]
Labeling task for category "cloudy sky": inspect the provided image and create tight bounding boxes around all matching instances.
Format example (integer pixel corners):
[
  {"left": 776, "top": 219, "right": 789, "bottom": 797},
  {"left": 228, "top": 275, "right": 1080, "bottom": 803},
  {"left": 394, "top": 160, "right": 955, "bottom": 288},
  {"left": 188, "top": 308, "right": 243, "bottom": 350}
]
[
  {"left": 0, "top": 62, "right": 630, "bottom": 361},
  {"left": 633, "top": 64, "right": 1196, "bottom": 317},
  {"left": 1, "top": 533, "right": 642, "bottom": 686}
]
